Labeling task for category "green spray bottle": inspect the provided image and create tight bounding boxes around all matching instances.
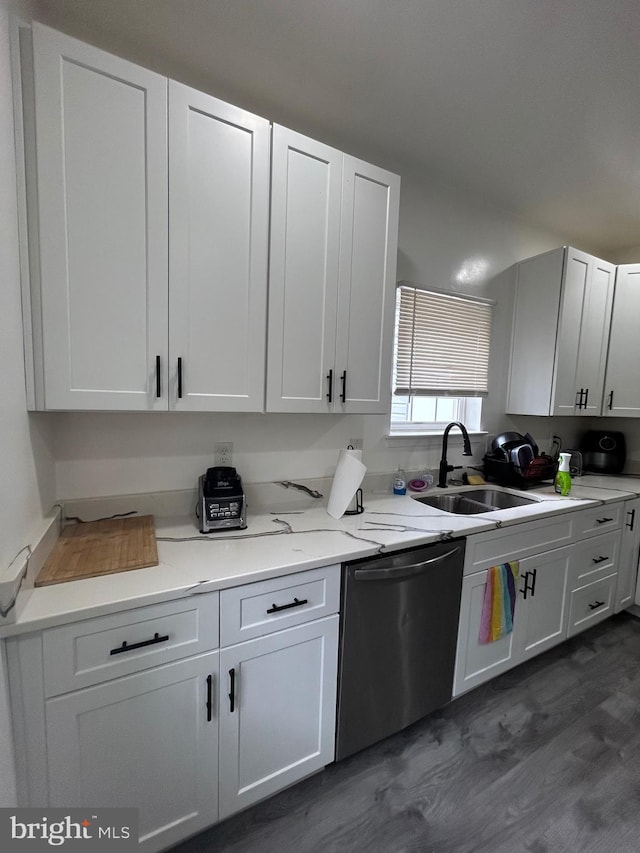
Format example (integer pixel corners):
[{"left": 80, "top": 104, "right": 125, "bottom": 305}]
[{"left": 554, "top": 452, "right": 572, "bottom": 496}]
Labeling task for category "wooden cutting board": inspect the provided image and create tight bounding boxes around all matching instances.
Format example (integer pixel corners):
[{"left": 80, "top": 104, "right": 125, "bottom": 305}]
[{"left": 35, "top": 515, "right": 159, "bottom": 587}]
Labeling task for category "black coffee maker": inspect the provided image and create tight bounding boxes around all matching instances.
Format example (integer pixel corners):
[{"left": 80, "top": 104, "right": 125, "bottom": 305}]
[{"left": 580, "top": 431, "right": 626, "bottom": 475}]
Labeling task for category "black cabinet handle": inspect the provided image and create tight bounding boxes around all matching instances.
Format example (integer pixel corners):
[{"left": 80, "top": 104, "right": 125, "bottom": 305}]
[
  {"left": 228, "top": 668, "right": 236, "bottom": 713},
  {"left": 588, "top": 600, "right": 605, "bottom": 610},
  {"left": 177, "top": 357, "right": 183, "bottom": 399},
  {"left": 110, "top": 632, "right": 169, "bottom": 656},
  {"left": 266, "top": 596, "right": 308, "bottom": 614},
  {"left": 326, "top": 369, "right": 333, "bottom": 402},
  {"left": 155, "top": 355, "right": 161, "bottom": 398},
  {"left": 583, "top": 388, "right": 589, "bottom": 409},
  {"left": 608, "top": 390, "right": 614, "bottom": 410},
  {"left": 626, "top": 509, "right": 636, "bottom": 531},
  {"left": 266, "top": 596, "right": 309, "bottom": 614},
  {"left": 340, "top": 370, "right": 347, "bottom": 403},
  {"left": 520, "top": 569, "right": 537, "bottom": 599},
  {"left": 596, "top": 517, "right": 614, "bottom": 525},
  {"left": 592, "top": 555, "right": 609, "bottom": 564},
  {"left": 576, "top": 388, "right": 585, "bottom": 409},
  {"left": 206, "top": 674, "right": 213, "bottom": 722}
]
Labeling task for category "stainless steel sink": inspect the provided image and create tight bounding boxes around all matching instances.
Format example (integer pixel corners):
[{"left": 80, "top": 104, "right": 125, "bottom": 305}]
[
  {"left": 413, "top": 487, "right": 539, "bottom": 514},
  {"left": 457, "top": 488, "right": 539, "bottom": 509},
  {"left": 415, "top": 494, "right": 494, "bottom": 514}
]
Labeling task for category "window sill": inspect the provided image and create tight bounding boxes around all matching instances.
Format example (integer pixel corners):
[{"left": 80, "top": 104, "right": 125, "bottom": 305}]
[{"left": 385, "top": 430, "right": 488, "bottom": 449}]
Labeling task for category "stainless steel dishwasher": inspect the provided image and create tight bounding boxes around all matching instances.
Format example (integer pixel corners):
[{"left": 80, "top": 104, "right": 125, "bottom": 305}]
[{"left": 335, "top": 538, "right": 465, "bottom": 760}]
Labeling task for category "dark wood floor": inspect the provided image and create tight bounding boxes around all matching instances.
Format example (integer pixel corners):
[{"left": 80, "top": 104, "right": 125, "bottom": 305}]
[{"left": 171, "top": 613, "right": 640, "bottom": 853}]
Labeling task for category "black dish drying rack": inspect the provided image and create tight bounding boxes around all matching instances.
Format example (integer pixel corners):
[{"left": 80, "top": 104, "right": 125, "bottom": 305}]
[{"left": 483, "top": 453, "right": 559, "bottom": 489}]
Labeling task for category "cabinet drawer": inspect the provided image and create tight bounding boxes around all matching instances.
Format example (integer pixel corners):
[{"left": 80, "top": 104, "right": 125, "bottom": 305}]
[
  {"left": 567, "top": 574, "right": 616, "bottom": 638},
  {"left": 43, "top": 593, "right": 219, "bottom": 697},
  {"left": 465, "top": 515, "right": 574, "bottom": 575},
  {"left": 575, "top": 504, "right": 623, "bottom": 537},
  {"left": 569, "top": 531, "right": 620, "bottom": 587},
  {"left": 220, "top": 565, "right": 340, "bottom": 646}
]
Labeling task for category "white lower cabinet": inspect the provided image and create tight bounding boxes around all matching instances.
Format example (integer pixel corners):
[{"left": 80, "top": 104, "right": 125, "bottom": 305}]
[
  {"left": 453, "top": 566, "right": 520, "bottom": 694},
  {"left": 455, "top": 506, "right": 625, "bottom": 698},
  {"left": 454, "top": 545, "right": 571, "bottom": 697},
  {"left": 518, "top": 547, "right": 571, "bottom": 660},
  {"left": 7, "top": 567, "right": 340, "bottom": 852},
  {"left": 566, "top": 527, "right": 621, "bottom": 635},
  {"left": 45, "top": 652, "right": 220, "bottom": 852},
  {"left": 617, "top": 497, "right": 640, "bottom": 611},
  {"left": 218, "top": 615, "right": 339, "bottom": 819},
  {"left": 566, "top": 573, "right": 617, "bottom": 637}
]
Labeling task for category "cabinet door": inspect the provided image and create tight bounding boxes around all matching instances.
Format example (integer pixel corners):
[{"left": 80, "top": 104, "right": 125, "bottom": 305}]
[
  {"left": 169, "top": 82, "right": 270, "bottom": 411},
  {"left": 219, "top": 616, "right": 338, "bottom": 820},
  {"left": 453, "top": 568, "right": 521, "bottom": 697},
  {"left": 617, "top": 498, "right": 640, "bottom": 612},
  {"left": 32, "top": 24, "right": 169, "bottom": 410},
  {"left": 506, "top": 248, "right": 564, "bottom": 416},
  {"left": 553, "top": 248, "right": 615, "bottom": 416},
  {"left": 603, "top": 265, "right": 640, "bottom": 417},
  {"left": 334, "top": 156, "right": 400, "bottom": 414},
  {"left": 266, "top": 126, "right": 342, "bottom": 412},
  {"left": 517, "top": 546, "right": 570, "bottom": 661},
  {"left": 574, "top": 257, "right": 615, "bottom": 415},
  {"left": 46, "top": 653, "right": 219, "bottom": 853}
]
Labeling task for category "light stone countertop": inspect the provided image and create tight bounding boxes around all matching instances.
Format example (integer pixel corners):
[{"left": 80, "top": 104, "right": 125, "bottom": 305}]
[{"left": 1, "top": 479, "right": 636, "bottom": 637}]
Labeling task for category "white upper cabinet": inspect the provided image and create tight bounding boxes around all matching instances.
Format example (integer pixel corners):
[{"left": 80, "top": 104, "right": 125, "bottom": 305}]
[
  {"left": 21, "top": 25, "right": 399, "bottom": 413},
  {"left": 267, "top": 126, "right": 400, "bottom": 414},
  {"left": 266, "top": 127, "right": 343, "bottom": 413},
  {"left": 335, "top": 156, "right": 400, "bottom": 413},
  {"left": 25, "top": 27, "right": 270, "bottom": 412},
  {"left": 602, "top": 264, "right": 640, "bottom": 417},
  {"left": 554, "top": 249, "right": 615, "bottom": 415},
  {"left": 506, "top": 247, "right": 615, "bottom": 416},
  {"left": 31, "top": 23, "right": 169, "bottom": 411},
  {"left": 168, "top": 82, "right": 270, "bottom": 412}
]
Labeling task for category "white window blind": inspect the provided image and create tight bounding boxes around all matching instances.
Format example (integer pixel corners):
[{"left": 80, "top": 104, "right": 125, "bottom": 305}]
[{"left": 394, "top": 285, "right": 493, "bottom": 397}]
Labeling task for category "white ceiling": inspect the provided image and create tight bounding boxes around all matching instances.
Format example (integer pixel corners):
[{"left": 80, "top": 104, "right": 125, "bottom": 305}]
[{"left": 31, "top": 0, "right": 640, "bottom": 257}]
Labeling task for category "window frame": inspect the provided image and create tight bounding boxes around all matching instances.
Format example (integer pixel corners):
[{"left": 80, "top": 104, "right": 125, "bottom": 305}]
[{"left": 390, "top": 282, "right": 493, "bottom": 436}]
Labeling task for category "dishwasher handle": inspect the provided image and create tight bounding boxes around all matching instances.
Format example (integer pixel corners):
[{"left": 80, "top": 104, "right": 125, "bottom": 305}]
[{"left": 352, "top": 546, "right": 462, "bottom": 581}]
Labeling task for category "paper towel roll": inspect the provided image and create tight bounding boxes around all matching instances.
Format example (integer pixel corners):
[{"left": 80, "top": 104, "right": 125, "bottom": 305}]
[{"left": 327, "top": 448, "right": 367, "bottom": 519}]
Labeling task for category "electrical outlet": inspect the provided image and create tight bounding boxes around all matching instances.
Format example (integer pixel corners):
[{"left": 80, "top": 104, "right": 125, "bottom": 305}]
[
  {"left": 214, "top": 442, "right": 233, "bottom": 466},
  {"left": 348, "top": 438, "right": 363, "bottom": 451}
]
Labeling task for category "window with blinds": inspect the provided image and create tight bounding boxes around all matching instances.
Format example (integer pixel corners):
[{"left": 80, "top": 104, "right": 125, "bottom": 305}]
[{"left": 391, "top": 284, "right": 493, "bottom": 432}]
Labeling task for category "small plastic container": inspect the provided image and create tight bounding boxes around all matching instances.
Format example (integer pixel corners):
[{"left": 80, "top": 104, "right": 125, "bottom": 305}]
[{"left": 408, "top": 473, "right": 434, "bottom": 492}]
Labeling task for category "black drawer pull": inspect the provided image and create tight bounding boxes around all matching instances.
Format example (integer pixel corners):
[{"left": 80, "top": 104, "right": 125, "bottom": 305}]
[
  {"left": 588, "top": 600, "right": 605, "bottom": 610},
  {"left": 110, "top": 632, "right": 169, "bottom": 656},
  {"left": 228, "top": 668, "right": 236, "bottom": 713},
  {"left": 266, "top": 596, "right": 308, "bottom": 614},
  {"left": 596, "top": 517, "right": 613, "bottom": 525},
  {"left": 592, "top": 555, "right": 608, "bottom": 564},
  {"left": 206, "top": 674, "right": 213, "bottom": 722}
]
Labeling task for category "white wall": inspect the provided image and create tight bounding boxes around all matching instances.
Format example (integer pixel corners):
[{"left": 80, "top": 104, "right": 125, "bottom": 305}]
[{"left": 0, "top": 0, "right": 56, "bottom": 807}]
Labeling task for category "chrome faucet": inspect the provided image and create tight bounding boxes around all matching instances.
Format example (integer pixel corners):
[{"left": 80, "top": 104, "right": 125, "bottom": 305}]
[{"left": 438, "top": 422, "right": 473, "bottom": 488}]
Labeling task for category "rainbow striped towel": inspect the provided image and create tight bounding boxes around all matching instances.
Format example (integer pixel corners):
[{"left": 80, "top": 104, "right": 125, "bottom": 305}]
[{"left": 479, "top": 561, "right": 519, "bottom": 643}]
